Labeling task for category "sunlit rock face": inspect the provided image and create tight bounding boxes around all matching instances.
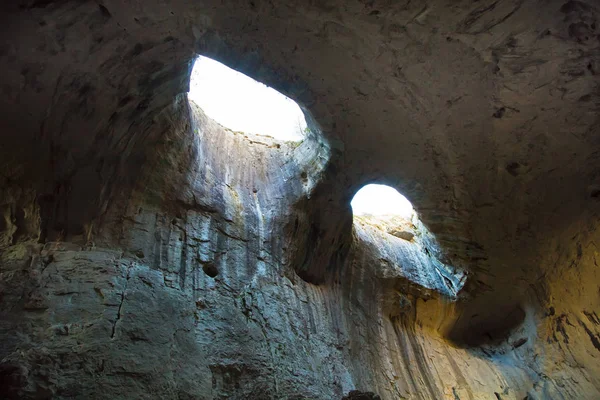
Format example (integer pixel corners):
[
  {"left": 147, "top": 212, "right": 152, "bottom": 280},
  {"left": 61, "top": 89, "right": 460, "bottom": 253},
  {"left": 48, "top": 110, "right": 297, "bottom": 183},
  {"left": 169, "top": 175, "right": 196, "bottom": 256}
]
[
  {"left": 353, "top": 214, "right": 466, "bottom": 299},
  {"left": 1, "top": 1, "right": 600, "bottom": 399}
]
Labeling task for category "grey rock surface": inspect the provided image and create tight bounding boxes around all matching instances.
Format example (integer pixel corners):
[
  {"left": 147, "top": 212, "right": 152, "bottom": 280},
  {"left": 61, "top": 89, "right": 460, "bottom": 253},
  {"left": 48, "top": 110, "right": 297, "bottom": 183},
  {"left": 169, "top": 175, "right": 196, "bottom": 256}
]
[{"left": 1, "top": 0, "right": 600, "bottom": 399}]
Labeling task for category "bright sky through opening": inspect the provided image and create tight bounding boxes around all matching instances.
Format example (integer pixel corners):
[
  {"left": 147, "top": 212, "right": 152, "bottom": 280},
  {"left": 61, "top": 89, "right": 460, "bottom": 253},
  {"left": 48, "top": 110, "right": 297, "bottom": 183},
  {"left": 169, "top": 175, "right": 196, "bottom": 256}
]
[
  {"left": 351, "top": 184, "right": 414, "bottom": 219},
  {"left": 189, "top": 56, "right": 306, "bottom": 141}
]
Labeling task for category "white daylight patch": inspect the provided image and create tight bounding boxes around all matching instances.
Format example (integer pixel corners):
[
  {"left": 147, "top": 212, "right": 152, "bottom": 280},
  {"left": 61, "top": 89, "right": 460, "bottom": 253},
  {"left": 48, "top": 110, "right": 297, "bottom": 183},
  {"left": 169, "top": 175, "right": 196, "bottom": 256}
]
[
  {"left": 351, "top": 184, "right": 414, "bottom": 219},
  {"left": 189, "top": 55, "right": 306, "bottom": 141}
]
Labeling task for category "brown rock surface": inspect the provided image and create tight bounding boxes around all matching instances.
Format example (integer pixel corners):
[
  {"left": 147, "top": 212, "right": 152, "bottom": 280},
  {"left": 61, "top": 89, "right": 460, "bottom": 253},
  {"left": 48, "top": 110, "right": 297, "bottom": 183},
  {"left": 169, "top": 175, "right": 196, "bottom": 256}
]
[{"left": 1, "top": 1, "right": 600, "bottom": 399}]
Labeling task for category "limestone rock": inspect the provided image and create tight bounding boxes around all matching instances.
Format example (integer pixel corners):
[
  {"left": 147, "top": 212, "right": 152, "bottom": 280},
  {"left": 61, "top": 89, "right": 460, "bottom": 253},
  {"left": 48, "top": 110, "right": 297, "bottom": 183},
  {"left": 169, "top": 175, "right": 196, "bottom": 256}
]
[{"left": 1, "top": 1, "right": 600, "bottom": 399}]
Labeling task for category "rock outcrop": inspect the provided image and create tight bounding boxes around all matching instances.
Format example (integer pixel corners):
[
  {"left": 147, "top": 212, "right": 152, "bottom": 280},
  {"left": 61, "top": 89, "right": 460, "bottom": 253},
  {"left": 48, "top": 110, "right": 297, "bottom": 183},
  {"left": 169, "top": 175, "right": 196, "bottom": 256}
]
[{"left": 1, "top": 1, "right": 600, "bottom": 399}]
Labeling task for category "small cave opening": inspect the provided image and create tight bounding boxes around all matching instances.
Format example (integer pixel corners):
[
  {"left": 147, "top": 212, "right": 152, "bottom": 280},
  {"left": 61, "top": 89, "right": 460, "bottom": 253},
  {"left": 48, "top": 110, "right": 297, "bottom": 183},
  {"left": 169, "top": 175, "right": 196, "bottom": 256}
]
[
  {"left": 351, "top": 184, "right": 467, "bottom": 299},
  {"left": 351, "top": 184, "right": 416, "bottom": 241},
  {"left": 188, "top": 55, "right": 308, "bottom": 141},
  {"left": 351, "top": 184, "right": 414, "bottom": 219}
]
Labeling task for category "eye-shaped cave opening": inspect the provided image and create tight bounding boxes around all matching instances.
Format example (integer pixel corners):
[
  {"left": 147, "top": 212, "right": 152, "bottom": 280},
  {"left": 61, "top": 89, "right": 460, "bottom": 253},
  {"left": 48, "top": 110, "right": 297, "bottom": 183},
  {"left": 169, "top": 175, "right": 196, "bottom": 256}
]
[
  {"left": 189, "top": 55, "right": 308, "bottom": 141},
  {"left": 351, "top": 184, "right": 414, "bottom": 219},
  {"left": 351, "top": 184, "right": 416, "bottom": 241},
  {"left": 350, "top": 184, "right": 467, "bottom": 299}
]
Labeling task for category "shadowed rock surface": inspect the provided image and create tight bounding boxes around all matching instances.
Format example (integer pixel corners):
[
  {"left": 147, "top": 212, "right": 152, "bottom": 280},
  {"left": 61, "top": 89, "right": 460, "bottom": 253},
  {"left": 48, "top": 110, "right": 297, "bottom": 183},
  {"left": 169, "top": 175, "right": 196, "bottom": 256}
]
[{"left": 1, "top": 0, "right": 600, "bottom": 399}]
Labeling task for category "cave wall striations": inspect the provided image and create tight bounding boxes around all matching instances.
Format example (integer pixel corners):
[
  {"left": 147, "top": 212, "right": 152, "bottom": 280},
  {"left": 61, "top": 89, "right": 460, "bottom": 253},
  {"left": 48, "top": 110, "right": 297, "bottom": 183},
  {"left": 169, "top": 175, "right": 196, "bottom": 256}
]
[
  {"left": 0, "top": 100, "right": 466, "bottom": 399},
  {"left": 1, "top": 0, "right": 600, "bottom": 399},
  {"left": 0, "top": 99, "right": 596, "bottom": 400}
]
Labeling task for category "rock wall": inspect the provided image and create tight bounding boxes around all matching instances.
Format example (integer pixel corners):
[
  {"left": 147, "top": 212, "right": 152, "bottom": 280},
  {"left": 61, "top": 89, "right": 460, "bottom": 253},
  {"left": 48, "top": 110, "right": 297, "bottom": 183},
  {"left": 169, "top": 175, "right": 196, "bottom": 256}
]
[
  {"left": 1, "top": 0, "right": 600, "bottom": 399},
  {"left": 0, "top": 99, "right": 451, "bottom": 399},
  {"left": 0, "top": 99, "right": 597, "bottom": 399}
]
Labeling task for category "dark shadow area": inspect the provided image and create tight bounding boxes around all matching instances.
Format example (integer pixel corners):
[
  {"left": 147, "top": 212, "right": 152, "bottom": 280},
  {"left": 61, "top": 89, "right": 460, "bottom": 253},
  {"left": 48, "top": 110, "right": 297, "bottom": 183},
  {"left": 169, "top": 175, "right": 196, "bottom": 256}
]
[{"left": 448, "top": 305, "right": 526, "bottom": 347}]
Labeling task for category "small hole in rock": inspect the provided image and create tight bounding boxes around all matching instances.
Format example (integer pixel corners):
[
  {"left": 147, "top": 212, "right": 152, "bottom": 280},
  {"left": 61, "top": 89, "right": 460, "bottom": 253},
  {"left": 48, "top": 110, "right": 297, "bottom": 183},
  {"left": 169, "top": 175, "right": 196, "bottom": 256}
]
[
  {"left": 202, "top": 263, "right": 219, "bottom": 278},
  {"left": 493, "top": 107, "right": 506, "bottom": 118},
  {"left": 351, "top": 184, "right": 413, "bottom": 219},
  {"left": 506, "top": 162, "right": 521, "bottom": 177}
]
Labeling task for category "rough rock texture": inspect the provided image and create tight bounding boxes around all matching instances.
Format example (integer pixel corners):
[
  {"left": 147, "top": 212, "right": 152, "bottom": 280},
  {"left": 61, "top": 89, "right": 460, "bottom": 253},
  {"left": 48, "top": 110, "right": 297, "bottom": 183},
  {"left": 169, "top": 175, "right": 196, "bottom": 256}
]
[{"left": 1, "top": 0, "right": 600, "bottom": 399}]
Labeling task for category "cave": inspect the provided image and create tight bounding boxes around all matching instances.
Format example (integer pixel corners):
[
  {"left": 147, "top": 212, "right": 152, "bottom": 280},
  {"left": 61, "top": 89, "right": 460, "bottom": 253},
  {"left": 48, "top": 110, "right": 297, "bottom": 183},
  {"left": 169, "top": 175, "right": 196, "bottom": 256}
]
[{"left": 1, "top": 1, "right": 599, "bottom": 399}]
